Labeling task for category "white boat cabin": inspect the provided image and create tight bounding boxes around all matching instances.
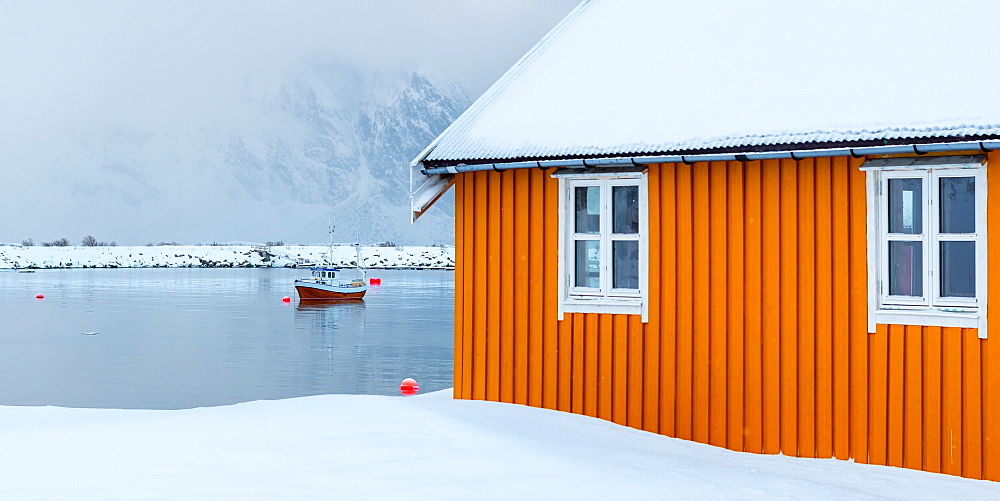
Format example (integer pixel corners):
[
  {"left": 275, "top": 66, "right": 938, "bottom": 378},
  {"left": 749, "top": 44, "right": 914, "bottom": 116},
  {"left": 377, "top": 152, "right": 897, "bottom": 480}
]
[{"left": 312, "top": 268, "right": 341, "bottom": 280}]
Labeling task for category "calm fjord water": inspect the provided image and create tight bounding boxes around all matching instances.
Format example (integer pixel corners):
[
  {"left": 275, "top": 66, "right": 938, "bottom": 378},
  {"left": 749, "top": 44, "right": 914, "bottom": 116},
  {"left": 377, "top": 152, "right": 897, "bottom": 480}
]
[{"left": 0, "top": 268, "right": 454, "bottom": 409}]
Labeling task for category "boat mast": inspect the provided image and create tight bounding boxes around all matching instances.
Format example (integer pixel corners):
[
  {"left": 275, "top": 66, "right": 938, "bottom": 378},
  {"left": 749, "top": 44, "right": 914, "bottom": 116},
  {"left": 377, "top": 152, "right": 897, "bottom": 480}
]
[
  {"left": 355, "top": 234, "right": 366, "bottom": 278},
  {"left": 328, "top": 218, "right": 335, "bottom": 266}
]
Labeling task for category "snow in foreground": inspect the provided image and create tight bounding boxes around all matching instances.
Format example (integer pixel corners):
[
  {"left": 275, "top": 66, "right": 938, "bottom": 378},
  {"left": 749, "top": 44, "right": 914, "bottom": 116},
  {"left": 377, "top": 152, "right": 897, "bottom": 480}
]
[{"left": 0, "top": 392, "right": 997, "bottom": 499}]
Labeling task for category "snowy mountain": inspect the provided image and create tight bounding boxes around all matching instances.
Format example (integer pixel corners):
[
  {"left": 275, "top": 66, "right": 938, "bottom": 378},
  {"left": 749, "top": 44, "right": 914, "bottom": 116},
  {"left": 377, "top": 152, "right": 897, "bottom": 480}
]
[{"left": 2, "top": 63, "right": 468, "bottom": 246}]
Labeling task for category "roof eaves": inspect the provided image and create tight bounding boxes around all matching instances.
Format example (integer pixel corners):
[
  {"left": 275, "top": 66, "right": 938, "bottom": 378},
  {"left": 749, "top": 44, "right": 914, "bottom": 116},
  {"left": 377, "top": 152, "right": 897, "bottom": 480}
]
[{"left": 421, "top": 133, "right": 1000, "bottom": 168}]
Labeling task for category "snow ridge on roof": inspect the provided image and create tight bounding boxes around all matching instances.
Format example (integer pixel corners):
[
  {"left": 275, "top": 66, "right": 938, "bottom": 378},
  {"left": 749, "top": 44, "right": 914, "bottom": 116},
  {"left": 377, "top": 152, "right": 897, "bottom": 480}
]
[{"left": 420, "top": 0, "right": 1000, "bottom": 164}]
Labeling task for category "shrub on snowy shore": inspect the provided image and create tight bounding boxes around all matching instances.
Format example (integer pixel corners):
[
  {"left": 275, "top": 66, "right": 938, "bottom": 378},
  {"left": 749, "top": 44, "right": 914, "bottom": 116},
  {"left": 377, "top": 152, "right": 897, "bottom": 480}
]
[
  {"left": 41, "top": 238, "right": 69, "bottom": 247},
  {"left": 82, "top": 236, "right": 116, "bottom": 247}
]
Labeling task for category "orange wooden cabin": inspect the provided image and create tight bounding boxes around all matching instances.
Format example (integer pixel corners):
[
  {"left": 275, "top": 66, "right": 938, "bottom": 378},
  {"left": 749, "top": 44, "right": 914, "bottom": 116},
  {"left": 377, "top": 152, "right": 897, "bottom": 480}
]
[{"left": 409, "top": 0, "right": 1000, "bottom": 480}]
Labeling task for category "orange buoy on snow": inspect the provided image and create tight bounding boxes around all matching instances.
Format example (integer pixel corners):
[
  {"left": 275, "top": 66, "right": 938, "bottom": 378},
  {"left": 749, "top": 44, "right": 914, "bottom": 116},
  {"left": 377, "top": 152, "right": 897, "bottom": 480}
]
[{"left": 400, "top": 378, "right": 419, "bottom": 396}]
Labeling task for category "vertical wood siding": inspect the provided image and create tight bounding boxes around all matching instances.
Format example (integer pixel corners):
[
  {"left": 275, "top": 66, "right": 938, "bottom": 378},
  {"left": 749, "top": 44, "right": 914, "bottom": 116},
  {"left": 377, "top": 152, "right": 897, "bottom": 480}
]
[{"left": 454, "top": 151, "right": 1000, "bottom": 481}]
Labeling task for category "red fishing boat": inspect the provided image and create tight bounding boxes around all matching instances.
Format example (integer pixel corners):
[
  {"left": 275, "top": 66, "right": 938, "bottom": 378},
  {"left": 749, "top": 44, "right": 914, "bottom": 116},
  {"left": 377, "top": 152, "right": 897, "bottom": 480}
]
[
  {"left": 294, "top": 267, "right": 367, "bottom": 300},
  {"left": 294, "top": 226, "right": 368, "bottom": 300}
]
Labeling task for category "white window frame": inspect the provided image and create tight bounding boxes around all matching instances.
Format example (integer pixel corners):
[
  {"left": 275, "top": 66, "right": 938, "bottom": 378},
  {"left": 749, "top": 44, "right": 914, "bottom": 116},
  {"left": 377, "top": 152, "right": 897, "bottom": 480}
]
[
  {"left": 556, "top": 171, "right": 648, "bottom": 322},
  {"left": 864, "top": 156, "right": 988, "bottom": 338}
]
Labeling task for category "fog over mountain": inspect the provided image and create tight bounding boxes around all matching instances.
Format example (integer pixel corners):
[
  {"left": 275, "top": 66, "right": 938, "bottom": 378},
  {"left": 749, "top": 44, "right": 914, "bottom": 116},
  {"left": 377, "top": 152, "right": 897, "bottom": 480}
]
[
  {"left": 0, "top": 1, "right": 579, "bottom": 245},
  {"left": 4, "top": 64, "right": 469, "bottom": 245}
]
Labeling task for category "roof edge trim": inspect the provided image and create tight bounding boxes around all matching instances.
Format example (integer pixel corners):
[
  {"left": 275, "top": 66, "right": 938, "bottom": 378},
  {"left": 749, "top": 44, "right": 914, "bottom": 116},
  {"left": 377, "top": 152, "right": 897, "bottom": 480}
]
[{"left": 420, "top": 140, "right": 1000, "bottom": 176}]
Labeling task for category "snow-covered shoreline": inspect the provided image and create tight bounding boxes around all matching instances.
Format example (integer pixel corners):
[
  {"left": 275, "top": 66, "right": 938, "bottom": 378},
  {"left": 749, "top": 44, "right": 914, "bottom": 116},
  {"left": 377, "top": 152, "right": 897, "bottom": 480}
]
[{"left": 0, "top": 245, "right": 454, "bottom": 270}]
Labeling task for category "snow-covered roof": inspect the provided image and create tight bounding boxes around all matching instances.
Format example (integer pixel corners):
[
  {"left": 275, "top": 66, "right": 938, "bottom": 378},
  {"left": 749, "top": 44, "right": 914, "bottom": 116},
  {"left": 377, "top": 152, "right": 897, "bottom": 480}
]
[{"left": 418, "top": 0, "right": 1000, "bottom": 164}]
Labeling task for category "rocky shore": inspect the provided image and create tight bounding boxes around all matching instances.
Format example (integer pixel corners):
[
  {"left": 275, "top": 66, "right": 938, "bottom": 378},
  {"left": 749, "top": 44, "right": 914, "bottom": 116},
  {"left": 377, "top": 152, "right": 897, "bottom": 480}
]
[{"left": 0, "top": 244, "right": 454, "bottom": 269}]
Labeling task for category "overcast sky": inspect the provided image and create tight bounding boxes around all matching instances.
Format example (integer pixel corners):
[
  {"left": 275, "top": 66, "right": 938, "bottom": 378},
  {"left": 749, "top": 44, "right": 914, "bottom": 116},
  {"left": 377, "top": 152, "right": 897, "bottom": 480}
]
[
  {"left": 0, "top": 1, "right": 581, "bottom": 244},
  {"left": 0, "top": 1, "right": 579, "bottom": 139}
]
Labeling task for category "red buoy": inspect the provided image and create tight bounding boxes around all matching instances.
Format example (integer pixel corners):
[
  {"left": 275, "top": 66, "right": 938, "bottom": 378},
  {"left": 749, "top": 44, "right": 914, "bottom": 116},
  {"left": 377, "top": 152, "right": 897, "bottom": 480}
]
[
  {"left": 369, "top": 277, "right": 381, "bottom": 285},
  {"left": 400, "top": 378, "right": 419, "bottom": 396},
  {"left": 282, "top": 296, "right": 291, "bottom": 303},
  {"left": 35, "top": 294, "right": 44, "bottom": 299}
]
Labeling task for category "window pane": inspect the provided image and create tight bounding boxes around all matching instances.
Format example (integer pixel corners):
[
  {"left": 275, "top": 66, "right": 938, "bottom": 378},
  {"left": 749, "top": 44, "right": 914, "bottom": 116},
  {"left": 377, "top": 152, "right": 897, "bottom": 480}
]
[
  {"left": 574, "top": 187, "right": 600, "bottom": 234},
  {"left": 575, "top": 240, "right": 600, "bottom": 288},
  {"left": 612, "top": 185, "right": 639, "bottom": 234},
  {"left": 889, "top": 241, "right": 923, "bottom": 297},
  {"left": 888, "top": 178, "right": 922, "bottom": 234},
  {"left": 940, "top": 177, "right": 975, "bottom": 234},
  {"left": 940, "top": 241, "right": 975, "bottom": 298},
  {"left": 612, "top": 240, "right": 639, "bottom": 289}
]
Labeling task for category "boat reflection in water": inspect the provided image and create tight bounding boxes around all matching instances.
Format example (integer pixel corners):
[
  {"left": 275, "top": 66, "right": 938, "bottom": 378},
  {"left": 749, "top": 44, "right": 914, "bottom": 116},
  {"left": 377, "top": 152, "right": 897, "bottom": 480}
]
[
  {"left": 295, "top": 299, "right": 367, "bottom": 332},
  {"left": 294, "top": 299, "right": 369, "bottom": 385}
]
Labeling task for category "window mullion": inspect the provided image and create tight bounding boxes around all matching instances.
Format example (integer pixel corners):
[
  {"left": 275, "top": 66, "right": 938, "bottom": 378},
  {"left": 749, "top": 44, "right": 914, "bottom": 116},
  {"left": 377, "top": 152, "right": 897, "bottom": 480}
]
[
  {"left": 937, "top": 233, "right": 977, "bottom": 241},
  {"left": 601, "top": 182, "right": 611, "bottom": 295},
  {"left": 927, "top": 169, "right": 937, "bottom": 306},
  {"left": 885, "top": 234, "right": 924, "bottom": 241}
]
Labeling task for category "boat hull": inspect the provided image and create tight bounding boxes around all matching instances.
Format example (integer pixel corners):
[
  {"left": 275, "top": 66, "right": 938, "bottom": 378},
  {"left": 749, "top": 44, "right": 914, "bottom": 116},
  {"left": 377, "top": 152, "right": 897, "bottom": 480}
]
[{"left": 294, "top": 281, "right": 367, "bottom": 300}]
